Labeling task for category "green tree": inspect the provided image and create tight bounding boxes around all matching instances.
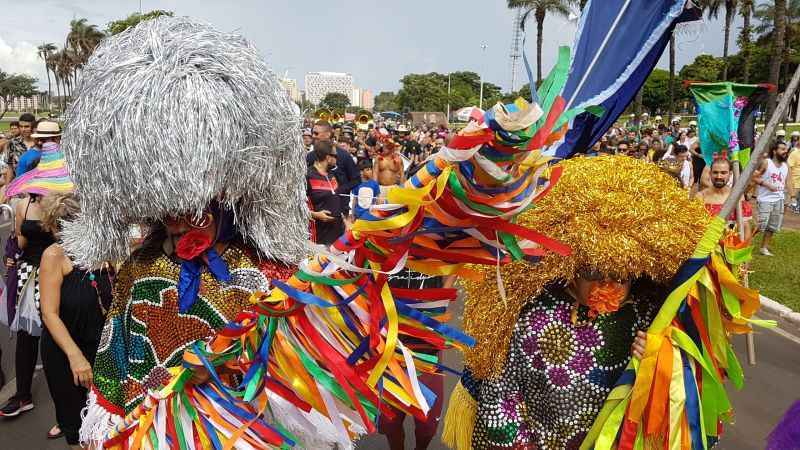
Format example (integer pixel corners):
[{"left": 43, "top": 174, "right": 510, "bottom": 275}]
[
  {"left": 37, "top": 43, "right": 57, "bottom": 110},
  {"left": 768, "top": 0, "right": 787, "bottom": 119},
  {"left": 66, "top": 18, "right": 105, "bottom": 71},
  {"left": 679, "top": 54, "right": 725, "bottom": 82},
  {"left": 320, "top": 92, "right": 350, "bottom": 111},
  {"left": 701, "top": 0, "right": 739, "bottom": 80},
  {"left": 397, "top": 73, "right": 449, "bottom": 111},
  {"left": 738, "top": 0, "right": 755, "bottom": 82},
  {"left": 752, "top": 0, "right": 800, "bottom": 35},
  {"left": 374, "top": 91, "right": 399, "bottom": 111},
  {"left": 0, "top": 72, "right": 39, "bottom": 119},
  {"left": 396, "top": 72, "right": 503, "bottom": 112},
  {"left": 507, "top": 0, "right": 575, "bottom": 84},
  {"left": 641, "top": 69, "right": 684, "bottom": 114},
  {"left": 107, "top": 10, "right": 175, "bottom": 35}
]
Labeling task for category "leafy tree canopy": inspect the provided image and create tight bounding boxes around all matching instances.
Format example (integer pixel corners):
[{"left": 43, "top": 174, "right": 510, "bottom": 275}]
[
  {"left": 374, "top": 91, "right": 399, "bottom": 112},
  {"left": 320, "top": 92, "right": 350, "bottom": 111},
  {"left": 0, "top": 72, "right": 39, "bottom": 119},
  {"left": 107, "top": 10, "right": 174, "bottom": 35}
]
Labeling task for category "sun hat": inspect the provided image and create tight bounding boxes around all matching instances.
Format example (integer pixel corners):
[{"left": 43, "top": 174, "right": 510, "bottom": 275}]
[{"left": 30, "top": 121, "right": 62, "bottom": 138}]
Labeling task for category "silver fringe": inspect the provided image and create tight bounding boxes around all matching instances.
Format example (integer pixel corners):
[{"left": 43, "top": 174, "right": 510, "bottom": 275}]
[{"left": 60, "top": 16, "right": 309, "bottom": 267}]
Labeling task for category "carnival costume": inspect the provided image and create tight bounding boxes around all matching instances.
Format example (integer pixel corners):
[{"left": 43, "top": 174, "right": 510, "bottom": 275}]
[
  {"left": 442, "top": 156, "right": 773, "bottom": 450},
  {"left": 59, "top": 18, "right": 308, "bottom": 447},
  {"left": 68, "top": 19, "right": 600, "bottom": 447}
]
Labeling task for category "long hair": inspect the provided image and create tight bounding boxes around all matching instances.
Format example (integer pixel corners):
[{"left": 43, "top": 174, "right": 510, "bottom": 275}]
[{"left": 40, "top": 193, "right": 80, "bottom": 236}]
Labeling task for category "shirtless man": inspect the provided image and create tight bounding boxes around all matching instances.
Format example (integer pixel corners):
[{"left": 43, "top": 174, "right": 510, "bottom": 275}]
[
  {"left": 373, "top": 138, "right": 405, "bottom": 188},
  {"left": 695, "top": 157, "right": 752, "bottom": 240}
]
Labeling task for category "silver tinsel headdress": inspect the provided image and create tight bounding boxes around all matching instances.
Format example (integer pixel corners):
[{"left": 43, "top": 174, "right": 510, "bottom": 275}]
[{"left": 61, "top": 16, "right": 308, "bottom": 266}]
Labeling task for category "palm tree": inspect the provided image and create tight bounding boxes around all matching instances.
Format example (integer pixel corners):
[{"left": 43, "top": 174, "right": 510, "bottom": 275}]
[
  {"left": 66, "top": 18, "right": 105, "bottom": 82},
  {"left": 37, "top": 43, "right": 57, "bottom": 111},
  {"left": 47, "top": 57, "right": 61, "bottom": 111},
  {"left": 739, "top": 0, "right": 754, "bottom": 82},
  {"left": 768, "top": 0, "right": 787, "bottom": 120},
  {"left": 508, "top": 0, "right": 575, "bottom": 85},
  {"left": 753, "top": 0, "right": 800, "bottom": 35},
  {"left": 702, "top": 0, "right": 738, "bottom": 81},
  {"left": 52, "top": 49, "right": 75, "bottom": 111}
]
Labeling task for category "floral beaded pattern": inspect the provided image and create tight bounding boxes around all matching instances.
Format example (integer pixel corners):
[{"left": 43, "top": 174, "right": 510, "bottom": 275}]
[
  {"left": 471, "top": 286, "right": 657, "bottom": 450},
  {"left": 91, "top": 243, "right": 294, "bottom": 414}
]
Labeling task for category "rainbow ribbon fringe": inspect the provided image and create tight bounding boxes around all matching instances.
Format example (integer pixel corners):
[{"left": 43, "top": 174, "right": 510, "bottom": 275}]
[
  {"left": 102, "top": 48, "right": 588, "bottom": 449},
  {"left": 581, "top": 217, "right": 775, "bottom": 450}
]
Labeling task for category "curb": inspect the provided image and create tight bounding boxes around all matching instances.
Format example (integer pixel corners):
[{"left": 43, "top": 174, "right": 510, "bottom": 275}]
[{"left": 759, "top": 296, "right": 800, "bottom": 334}]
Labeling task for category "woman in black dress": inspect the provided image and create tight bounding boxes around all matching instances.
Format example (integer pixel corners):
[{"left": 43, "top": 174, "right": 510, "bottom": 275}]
[
  {"left": 0, "top": 193, "right": 55, "bottom": 419},
  {"left": 39, "top": 193, "right": 112, "bottom": 448}
]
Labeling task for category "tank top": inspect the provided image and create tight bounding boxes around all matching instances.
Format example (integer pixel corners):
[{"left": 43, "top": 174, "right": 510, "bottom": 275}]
[
  {"left": 44, "top": 268, "right": 113, "bottom": 354},
  {"left": 20, "top": 198, "right": 56, "bottom": 265},
  {"left": 756, "top": 159, "right": 789, "bottom": 203}
]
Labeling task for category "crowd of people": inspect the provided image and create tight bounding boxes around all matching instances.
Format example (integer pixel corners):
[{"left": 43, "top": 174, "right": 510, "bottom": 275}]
[{"left": 303, "top": 119, "right": 450, "bottom": 246}]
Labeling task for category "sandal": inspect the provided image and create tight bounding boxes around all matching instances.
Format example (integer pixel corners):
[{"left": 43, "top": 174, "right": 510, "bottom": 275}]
[{"left": 47, "top": 424, "right": 63, "bottom": 439}]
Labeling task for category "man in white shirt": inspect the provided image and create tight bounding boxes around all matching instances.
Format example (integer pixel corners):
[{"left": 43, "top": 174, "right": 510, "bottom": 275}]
[{"left": 752, "top": 141, "right": 793, "bottom": 255}]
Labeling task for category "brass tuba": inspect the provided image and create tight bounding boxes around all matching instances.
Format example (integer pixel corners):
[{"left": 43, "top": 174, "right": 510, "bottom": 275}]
[
  {"left": 330, "top": 109, "right": 344, "bottom": 124},
  {"left": 356, "top": 109, "right": 374, "bottom": 130},
  {"left": 313, "top": 108, "right": 332, "bottom": 123}
]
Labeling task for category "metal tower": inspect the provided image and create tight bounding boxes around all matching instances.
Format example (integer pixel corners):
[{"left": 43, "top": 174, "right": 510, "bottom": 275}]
[{"left": 509, "top": 8, "right": 524, "bottom": 92}]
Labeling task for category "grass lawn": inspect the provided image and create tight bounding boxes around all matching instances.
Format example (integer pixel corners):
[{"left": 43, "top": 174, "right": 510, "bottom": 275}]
[{"left": 750, "top": 230, "right": 800, "bottom": 311}]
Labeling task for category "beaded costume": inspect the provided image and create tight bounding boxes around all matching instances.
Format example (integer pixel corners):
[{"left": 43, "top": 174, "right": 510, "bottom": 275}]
[
  {"left": 442, "top": 156, "right": 771, "bottom": 450},
  {"left": 468, "top": 285, "right": 658, "bottom": 449},
  {"left": 89, "top": 244, "right": 293, "bottom": 418}
]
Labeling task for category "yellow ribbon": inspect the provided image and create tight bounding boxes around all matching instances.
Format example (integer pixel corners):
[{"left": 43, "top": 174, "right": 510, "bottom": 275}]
[{"left": 367, "top": 281, "right": 400, "bottom": 387}]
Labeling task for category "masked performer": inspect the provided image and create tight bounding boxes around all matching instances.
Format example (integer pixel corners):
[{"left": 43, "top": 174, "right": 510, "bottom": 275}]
[
  {"left": 443, "top": 156, "right": 712, "bottom": 450},
  {"left": 56, "top": 18, "right": 309, "bottom": 446}
]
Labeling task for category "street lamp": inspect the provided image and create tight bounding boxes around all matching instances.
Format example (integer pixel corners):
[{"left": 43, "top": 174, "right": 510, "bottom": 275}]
[{"left": 479, "top": 43, "right": 487, "bottom": 110}]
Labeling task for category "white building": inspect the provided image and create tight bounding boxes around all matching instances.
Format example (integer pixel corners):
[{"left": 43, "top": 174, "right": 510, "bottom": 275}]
[
  {"left": 6, "top": 94, "right": 47, "bottom": 112},
  {"left": 304, "top": 71, "right": 354, "bottom": 105},
  {"left": 361, "top": 90, "right": 374, "bottom": 110},
  {"left": 351, "top": 88, "right": 362, "bottom": 107},
  {"left": 280, "top": 78, "right": 301, "bottom": 103}
]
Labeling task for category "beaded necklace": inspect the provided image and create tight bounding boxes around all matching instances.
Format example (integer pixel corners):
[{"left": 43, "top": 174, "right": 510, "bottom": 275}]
[{"left": 88, "top": 264, "right": 114, "bottom": 317}]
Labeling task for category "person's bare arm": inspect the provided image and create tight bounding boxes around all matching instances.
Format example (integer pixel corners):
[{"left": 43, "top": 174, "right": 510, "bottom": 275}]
[
  {"left": 750, "top": 158, "right": 769, "bottom": 191},
  {"left": 699, "top": 165, "right": 712, "bottom": 191},
  {"left": 40, "top": 245, "right": 94, "bottom": 388}
]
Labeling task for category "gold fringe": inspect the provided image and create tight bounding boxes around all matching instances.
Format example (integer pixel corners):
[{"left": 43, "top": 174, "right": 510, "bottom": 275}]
[
  {"left": 441, "top": 382, "right": 477, "bottom": 450},
  {"left": 461, "top": 155, "right": 710, "bottom": 380}
]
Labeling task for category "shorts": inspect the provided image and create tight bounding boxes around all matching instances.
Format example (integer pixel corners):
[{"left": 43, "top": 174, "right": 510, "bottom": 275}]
[{"left": 757, "top": 199, "right": 784, "bottom": 233}]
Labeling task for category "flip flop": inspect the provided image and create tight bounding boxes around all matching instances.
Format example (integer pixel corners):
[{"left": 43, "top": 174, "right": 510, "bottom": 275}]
[{"left": 47, "top": 424, "right": 63, "bottom": 439}]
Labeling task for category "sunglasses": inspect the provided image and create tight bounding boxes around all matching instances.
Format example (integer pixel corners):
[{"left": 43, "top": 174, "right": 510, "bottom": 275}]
[{"left": 164, "top": 211, "right": 214, "bottom": 229}]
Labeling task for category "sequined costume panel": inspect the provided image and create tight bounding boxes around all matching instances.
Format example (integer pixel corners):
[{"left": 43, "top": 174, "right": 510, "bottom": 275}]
[
  {"left": 471, "top": 287, "right": 657, "bottom": 450},
  {"left": 92, "top": 243, "right": 288, "bottom": 414}
]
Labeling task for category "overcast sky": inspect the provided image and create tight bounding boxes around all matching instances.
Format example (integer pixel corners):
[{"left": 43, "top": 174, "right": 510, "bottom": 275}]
[{"left": 0, "top": 0, "right": 745, "bottom": 94}]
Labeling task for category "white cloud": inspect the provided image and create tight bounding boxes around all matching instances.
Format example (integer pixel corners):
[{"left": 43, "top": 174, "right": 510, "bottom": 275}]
[{"left": 0, "top": 36, "right": 49, "bottom": 88}]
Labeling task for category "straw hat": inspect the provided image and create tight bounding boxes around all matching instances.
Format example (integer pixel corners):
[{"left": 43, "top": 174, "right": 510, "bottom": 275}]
[{"left": 31, "top": 121, "right": 62, "bottom": 138}]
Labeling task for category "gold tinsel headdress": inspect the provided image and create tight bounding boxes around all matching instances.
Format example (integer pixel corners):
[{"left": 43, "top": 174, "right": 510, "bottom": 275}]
[{"left": 463, "top": 155, "right": 711, "bottom": 379}]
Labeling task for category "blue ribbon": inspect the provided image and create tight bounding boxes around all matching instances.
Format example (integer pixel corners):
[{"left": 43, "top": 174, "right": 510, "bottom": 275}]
[{"left": 178, "top": 247, "right": 231, "bottom": 313}]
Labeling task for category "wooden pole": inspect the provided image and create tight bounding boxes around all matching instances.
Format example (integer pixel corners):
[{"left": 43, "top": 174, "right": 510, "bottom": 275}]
[
  {"left": 719, "top": 63, "right": 800, "bottom": 220},
  {"left": 720, "top": 63, "right": 800, "bottom": 366},
  {"left": 731, "top": 162, "right": 757, "bottom": 365}
]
